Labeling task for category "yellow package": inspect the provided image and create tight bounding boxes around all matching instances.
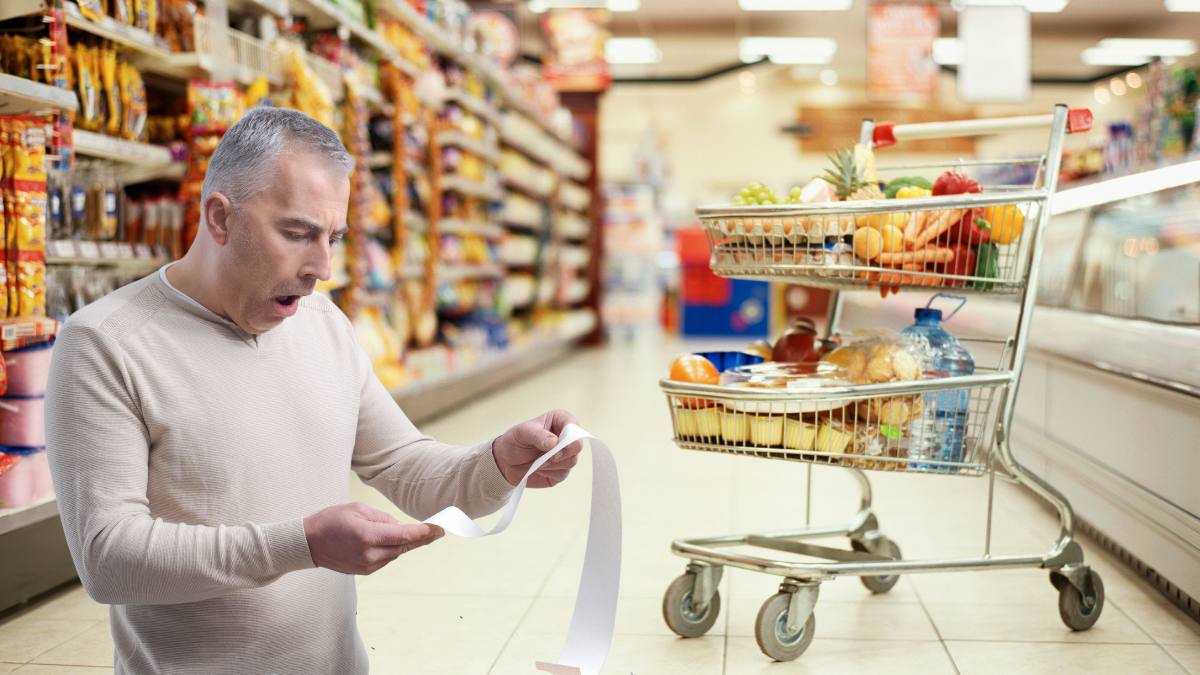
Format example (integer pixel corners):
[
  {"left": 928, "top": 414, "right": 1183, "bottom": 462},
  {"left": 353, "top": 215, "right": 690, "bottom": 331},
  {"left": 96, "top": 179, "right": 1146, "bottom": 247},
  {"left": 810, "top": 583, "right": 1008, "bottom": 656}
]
[
  {"left": 102, "top": 48, "right": 121, "bottom": 136},
  {"left": 75, "top": 46, "right": 99, "bottom": 131},
  {"left": 16, "top": 258, "right": 46, "bottom": 317},
  {"left": 77, "top": 0, "right": 107, "bottom": 23},
  {"left": 0, "top": 254, "right": 8, "bottom": 319}
]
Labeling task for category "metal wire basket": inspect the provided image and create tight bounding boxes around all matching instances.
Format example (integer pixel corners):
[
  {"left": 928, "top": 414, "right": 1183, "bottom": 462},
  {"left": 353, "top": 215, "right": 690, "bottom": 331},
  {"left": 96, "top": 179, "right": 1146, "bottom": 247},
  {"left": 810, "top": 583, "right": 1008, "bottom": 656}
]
[
  {"left": 660, "top": 337, "right": 1012, "bottom": 477},
  {"left": 698, "top": 161, "right": 1047, "bottom": 294}
]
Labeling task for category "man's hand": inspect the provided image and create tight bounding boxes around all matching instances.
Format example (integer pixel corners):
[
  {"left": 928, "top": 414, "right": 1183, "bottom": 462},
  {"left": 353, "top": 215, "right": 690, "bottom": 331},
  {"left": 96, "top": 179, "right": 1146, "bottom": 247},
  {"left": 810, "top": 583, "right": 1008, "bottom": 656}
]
[
  {"left": 303, "top": 503, "right": 443, "bottom": 575},
  {"left": 492, "top": 409, "right": 584, "bottom": 489}
]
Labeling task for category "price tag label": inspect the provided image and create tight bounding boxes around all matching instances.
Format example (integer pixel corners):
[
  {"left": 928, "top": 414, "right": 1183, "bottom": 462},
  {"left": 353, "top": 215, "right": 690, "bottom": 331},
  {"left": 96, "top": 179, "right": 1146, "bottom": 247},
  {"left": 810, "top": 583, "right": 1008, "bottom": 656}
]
[
  {"left": 117, "top": 243, "right": 135, "bottom": 259},
  {"left": 99, "top": 242, "right": 121, "bottom": 259},
  {"left": 134, "top": 243, "right": 154, "bottom": 259},
  {"left": 48, "top": 240, "right": 77, "bottom": 258},
  {"left": 77, "top": 241, "right": 101, "bottom": 259}
]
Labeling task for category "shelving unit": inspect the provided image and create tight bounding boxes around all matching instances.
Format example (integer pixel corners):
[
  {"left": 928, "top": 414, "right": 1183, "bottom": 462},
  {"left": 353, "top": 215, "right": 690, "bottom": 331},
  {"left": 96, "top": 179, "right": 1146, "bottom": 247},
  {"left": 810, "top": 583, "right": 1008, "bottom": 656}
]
[{"left": 0, "top": 73, "right": 78, "bottom": 114}]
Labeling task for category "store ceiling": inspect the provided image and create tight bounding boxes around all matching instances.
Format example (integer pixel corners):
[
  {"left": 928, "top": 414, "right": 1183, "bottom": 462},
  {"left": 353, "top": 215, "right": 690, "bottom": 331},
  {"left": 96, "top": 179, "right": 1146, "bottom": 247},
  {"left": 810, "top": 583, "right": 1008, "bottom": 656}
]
[{"left": 517, "top": 0, "right": 1200, "bottom": 84}]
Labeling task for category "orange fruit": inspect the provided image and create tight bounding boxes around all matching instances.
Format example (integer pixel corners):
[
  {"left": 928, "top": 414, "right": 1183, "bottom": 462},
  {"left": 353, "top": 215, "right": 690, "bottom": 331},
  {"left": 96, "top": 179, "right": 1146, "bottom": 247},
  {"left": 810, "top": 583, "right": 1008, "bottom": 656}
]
[{"left": 669, "top": 354, "right": 720, "bottom": 408}]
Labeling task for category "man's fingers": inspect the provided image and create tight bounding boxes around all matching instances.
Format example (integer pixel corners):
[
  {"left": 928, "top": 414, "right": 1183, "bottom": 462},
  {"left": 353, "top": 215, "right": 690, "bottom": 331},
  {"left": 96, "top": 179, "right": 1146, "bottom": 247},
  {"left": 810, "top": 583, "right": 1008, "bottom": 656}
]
[
  {"left": 365, "top": 521, "right": 444, "bottom": 547},
  {"left": 350, "top": 502, "right": 399, "bottom": 524},
  {"left": 540, "top": 409, "right": 579, "bottom": 436},
  {"left": 513, "top": 420, "right": 558, "bottom": 452}
]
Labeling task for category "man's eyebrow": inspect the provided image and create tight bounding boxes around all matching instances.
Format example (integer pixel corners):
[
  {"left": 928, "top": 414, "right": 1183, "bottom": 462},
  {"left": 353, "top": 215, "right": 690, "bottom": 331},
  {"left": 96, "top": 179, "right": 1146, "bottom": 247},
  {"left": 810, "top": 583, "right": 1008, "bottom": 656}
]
[{"left": 278, "top": 217, "right": 348, "bottom": 238}]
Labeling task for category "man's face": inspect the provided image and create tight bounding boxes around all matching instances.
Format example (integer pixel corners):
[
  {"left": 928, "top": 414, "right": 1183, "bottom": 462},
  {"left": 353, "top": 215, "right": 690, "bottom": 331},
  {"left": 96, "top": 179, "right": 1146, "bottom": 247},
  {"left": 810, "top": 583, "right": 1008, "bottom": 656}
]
[{"left": 218, "top": 152, "right": 350, "bottom": 335}]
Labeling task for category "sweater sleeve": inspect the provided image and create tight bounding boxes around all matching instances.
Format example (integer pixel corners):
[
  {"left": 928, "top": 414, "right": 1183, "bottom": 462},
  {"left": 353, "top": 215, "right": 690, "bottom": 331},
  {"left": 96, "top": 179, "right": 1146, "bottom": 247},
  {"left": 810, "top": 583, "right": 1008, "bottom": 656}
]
[
  {"left": 348, "top": 340, "right": 514, "bottom": 521},
  {"left": 45, "top": 323, "right": 315, "bottom": 606}
]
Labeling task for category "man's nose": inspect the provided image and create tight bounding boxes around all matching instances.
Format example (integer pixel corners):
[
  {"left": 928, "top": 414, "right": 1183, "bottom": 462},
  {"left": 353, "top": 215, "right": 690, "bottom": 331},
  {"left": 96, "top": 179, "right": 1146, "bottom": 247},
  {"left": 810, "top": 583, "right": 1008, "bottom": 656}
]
[{"left": 302, "top": 241, "right": 333, "bottom": 282}]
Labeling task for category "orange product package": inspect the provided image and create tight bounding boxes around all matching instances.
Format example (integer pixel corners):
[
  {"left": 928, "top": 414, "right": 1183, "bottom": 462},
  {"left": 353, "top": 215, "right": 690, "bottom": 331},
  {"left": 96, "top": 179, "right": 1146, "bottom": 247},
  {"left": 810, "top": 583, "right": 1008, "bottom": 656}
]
[{"left": 15, "top": 253, "right": 46, "bottom": 317}]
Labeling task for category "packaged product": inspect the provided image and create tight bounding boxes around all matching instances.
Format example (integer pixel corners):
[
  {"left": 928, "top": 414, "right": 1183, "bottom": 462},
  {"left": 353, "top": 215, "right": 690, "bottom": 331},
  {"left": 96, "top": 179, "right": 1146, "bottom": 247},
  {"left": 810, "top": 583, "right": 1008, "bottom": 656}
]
[
  {"left": 187, "top": 80, "right": 242, "bottom": 134},
  {"left": 101, "top": 48, "right": 122, "bottom": 136},
  {"left": 74, "top": 46, "right": 100, "bottom": 131},
  {"left": 77, "top": 0, "right": 107, "bottom": 23},
  {"left": 16, "top": 256, "right": 46, "bottom": 317},
  {"left": 120, "top": 62, "right": 147, "bottom": 140}
]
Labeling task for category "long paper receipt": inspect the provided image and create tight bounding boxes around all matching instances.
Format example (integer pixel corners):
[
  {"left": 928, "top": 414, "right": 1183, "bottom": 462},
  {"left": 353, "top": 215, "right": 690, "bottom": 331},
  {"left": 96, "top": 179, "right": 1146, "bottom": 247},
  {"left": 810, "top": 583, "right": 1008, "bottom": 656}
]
[{"left": 422, "top": 424, "right": 621, "bottom": 675}]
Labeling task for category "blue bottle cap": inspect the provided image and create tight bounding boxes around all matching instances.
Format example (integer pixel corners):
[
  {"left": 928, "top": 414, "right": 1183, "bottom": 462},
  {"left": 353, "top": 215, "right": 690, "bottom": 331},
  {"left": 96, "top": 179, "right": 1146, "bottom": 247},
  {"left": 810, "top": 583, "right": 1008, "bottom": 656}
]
[{"left": 915, "top": 307, "right": 943, "bottom": 321}]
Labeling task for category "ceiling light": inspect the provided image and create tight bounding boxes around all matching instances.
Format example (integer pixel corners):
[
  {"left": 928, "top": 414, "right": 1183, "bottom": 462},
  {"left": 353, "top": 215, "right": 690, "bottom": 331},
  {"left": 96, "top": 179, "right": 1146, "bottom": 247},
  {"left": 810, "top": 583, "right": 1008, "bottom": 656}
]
[
  {"left": 819, "top": 69, "right": 838, "bottom": 85},
  {"left": 739, "top": 37, "right": 837, "bottom": 64},
  {"left": 932, "top": 38, "right": 963, "bottom": 65},
  {"left": 1094, "top": 86, "right": 1111, "bottom": 104},
  {"left": 1097, "top": 38, "right": 1197, "bottom": 57},
  {"left": 1165, "top": 0, "right": 1200, "bottom": 10},
  {"left": 951, "top": 0, "right": 1068, "bottom": 12},
  {"left": 738, "top": 0, "right": 852, "bottom": 9},
  {"left": 1126, "top": 71, "right": 1142, "bottom": 88},
  {"left": 605, "top": 37, "right": 661, "bottom": 64},
  {"left": 528, "top": 0, "right": 639, "bottom": 13},
  {"left": 1081, "top": 48, "right": 1152, "bottom": 66},
  {"left": 1109, "top": 77, "right": 1127, "bottom": 96}
]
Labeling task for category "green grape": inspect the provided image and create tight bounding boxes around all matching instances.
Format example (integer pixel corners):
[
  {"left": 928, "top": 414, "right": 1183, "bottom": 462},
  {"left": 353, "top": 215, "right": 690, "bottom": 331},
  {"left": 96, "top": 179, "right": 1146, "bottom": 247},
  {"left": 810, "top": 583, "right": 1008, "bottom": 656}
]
[
  {"left": 733, "top": 196, "right": 746, "bottom": 206},
  {"left": 748, "top": 181, "right": 763, "bottom": 190}
]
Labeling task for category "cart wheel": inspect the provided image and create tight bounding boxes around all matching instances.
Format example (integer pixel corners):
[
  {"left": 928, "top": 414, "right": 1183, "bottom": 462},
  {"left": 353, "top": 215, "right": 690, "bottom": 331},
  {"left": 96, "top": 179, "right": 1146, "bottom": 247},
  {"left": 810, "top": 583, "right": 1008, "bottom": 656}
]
[
  {"left": 1052, "top": 568, "right": 1105, "bottom": 631},
  {"left": 662, "top": 573, "right": 721, "bottom": 638},
  {"left": 754, "top": 592, "right": 816, "bottom": 662},
  {"left": 852, "top": 538, "right": 903, "bottom": 594}
]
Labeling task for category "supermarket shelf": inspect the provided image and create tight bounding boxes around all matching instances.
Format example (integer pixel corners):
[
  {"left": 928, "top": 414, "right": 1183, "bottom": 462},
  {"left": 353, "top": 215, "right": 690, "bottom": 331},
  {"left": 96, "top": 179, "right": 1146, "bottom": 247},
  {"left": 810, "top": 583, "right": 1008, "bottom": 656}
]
[
  {"left": 444, "top": 89, "right": 500, "bottom": 125},
  {"left": 403, "top": 210, "right": 427, "bottom": 230},
  {"left": 369, "top": 151, "right": 393, "bottom": 169},
  {"left": 439, "top": 264, "right": 505, "bottom": 281},
  {"left": 46, "top": 239, "right": 171, "bottom": 273},
  {"left": 499, "top": 126, "right": 555, "bottom": 168},
  {"left": 391, "top": 315, "right": 595, "bottom": 424},
  {"left": 73, "top": 131, "right": 184, "bottom": 183},
  {"left": 289, "top": 0, "right": 396, "bottom": 60},
  {"left": 503, "top": 175, "right": 554, "bottom": 200},
  {"left": 441, "top": 175, "right": 503, "bottom": 201},
  {"left": 405, "top": 158, "right": 427, "bottom": 177},
  {"left": 502, "top": 213, "right": 544, "bottom": 232},
  {"left": 0, "top": 496, "right": 58, "bottom": 537},
  {"left": 439, "top": 219, "right": 504, "bottom": 239},
  {"left": 437, "top": 131, "right": 501, "bottom": 164},
  {"left": 0, "top": 74, "right": 78, "bottom": 114},
  {"left": 398, "top": 264, "right": 425, "bottom": 279},
  {"left": 227, "top": 0, "right": 288, "bottom": 17},
  {"left": 63, "top": 2, "right": 170, "bottom": 58}
]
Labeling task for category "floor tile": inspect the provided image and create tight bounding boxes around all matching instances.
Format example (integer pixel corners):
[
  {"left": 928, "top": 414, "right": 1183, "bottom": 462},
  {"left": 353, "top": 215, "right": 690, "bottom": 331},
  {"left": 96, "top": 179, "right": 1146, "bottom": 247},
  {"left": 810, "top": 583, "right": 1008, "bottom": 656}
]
[
  {"left": 725, "top": 595, "right": 940, "bottom": 641},
  {"left": 724, "top": 637, "right": 957, "bottom": 674},
  {"left": 1163, "top": 644, "right": 1200, "bottom": 674},
  {"left": 0, "top": 664, "right": 20, "bottom": 674},
  {"left": 515, "top": 594, "right": 700, "bottom": 637},
  {"left": 925, "top": 600, "right": 1150, "bottom": 644},
  {"left": 945, "top": 640, "right": 1186, "bottom": 675},
  {"left": 0, "top": 617, "right": 97, "bottom": 664},
  {"left": 491, "top": 633, "right": 724, "bottom": 675},
  {"left": 357, "top": 594, "right": 532, "bottom": 674},
  {"left": 31, "top": 622, "right": 113, "bottom": 668},
  {"left": 14, "top": 588, "right": 108, "bottom": 623},
  {"left": 728, "top": 566, "right": 922, "bottom": 605},
  {"left": 1114, "top": 598, "right": 1200, "bottom": 645}
]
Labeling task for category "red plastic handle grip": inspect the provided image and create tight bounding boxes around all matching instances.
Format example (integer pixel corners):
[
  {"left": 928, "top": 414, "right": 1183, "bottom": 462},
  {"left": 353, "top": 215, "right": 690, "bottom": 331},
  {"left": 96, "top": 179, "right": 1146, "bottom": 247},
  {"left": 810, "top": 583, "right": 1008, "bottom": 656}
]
[
  {"left": 1067, "top": 108, "right": 1093, "bottom": 134},
  {"left": 872, "top": 122, "right": 897, "bottom": 149}
]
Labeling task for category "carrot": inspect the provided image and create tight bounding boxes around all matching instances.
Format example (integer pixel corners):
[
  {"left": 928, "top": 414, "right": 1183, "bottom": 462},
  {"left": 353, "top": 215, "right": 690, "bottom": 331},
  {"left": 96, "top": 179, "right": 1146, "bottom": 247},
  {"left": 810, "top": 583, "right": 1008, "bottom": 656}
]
[
  {"left": 877, "top": 247, "right": 954, "bottom": 266},
  {"left": 912, "top": 208, "right": 964, "bottom": 249},
  {"left": 903, "top": 210, "right": 928, "bottom": 244},
  {"left": 901, "top": 263, "right": 947, "bottom": 287}
]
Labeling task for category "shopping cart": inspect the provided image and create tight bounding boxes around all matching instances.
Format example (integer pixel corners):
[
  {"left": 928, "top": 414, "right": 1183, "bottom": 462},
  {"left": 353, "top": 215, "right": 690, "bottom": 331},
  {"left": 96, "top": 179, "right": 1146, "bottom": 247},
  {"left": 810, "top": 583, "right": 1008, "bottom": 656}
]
[{"left": 658, "top": 105, "right": 1104, "bottom": 661}]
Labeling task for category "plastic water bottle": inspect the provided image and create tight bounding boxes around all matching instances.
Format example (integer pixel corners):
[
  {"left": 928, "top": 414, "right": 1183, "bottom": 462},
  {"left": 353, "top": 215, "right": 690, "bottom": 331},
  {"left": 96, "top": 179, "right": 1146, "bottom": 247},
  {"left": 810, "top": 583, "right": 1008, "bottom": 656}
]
[{"left": 901, "top": 297, "right": 975, "bottom": 471}]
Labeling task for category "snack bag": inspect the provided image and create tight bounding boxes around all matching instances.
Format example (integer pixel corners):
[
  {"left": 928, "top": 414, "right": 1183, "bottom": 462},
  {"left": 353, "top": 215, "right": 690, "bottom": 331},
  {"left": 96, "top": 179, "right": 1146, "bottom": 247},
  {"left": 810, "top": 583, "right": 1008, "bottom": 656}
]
[
  {"left": 101, "top": 48, "right": 122, "bottom": 136},
  {"left": 822, "top": 331, "right": 926, "bottom": 430},
  {"left": 16, "top": 256, "right": 46, "bottom": 316},
  {"left": 74, "top": 46, "right": 99, "bottom": 131},
  {"left": 77, "top": 0, "right": 107, "bottom": 22}
]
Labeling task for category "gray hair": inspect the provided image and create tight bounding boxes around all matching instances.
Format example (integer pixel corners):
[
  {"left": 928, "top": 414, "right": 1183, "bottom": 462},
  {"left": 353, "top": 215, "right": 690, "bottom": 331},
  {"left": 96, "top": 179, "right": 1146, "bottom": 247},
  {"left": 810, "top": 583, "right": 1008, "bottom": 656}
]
[{"left": 201, "top": 106, "right": 354, "bottom": 217}]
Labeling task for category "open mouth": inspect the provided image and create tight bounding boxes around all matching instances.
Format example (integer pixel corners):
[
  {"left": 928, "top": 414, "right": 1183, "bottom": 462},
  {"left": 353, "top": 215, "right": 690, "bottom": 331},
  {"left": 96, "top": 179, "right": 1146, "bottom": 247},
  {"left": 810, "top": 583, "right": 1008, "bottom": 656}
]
[{"left": 272, "top": 295, "right": 301, "bottom": 312}]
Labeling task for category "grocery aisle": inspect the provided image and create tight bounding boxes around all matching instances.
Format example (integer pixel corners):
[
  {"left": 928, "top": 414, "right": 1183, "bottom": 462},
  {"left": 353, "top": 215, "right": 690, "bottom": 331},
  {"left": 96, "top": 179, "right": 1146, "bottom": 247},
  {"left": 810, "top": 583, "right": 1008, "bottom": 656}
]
[{"left": 1, "top": 337, "right": 1198, "bottom": 674}]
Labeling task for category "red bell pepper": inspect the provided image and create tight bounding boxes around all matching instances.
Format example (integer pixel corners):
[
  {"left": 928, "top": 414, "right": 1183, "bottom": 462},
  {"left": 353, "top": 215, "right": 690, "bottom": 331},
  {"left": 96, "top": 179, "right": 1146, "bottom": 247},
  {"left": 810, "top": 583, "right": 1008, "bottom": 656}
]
[
  {"left": 932, "top": 171, "right": 989, "bottom": 245},
  {"left": 930, "top": 244, "right": 977, "bottom": 287}
]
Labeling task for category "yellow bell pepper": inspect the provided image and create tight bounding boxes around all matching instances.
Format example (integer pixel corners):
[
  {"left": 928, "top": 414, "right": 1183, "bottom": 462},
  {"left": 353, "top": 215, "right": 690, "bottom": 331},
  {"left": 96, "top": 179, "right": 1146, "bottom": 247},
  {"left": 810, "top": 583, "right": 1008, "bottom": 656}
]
[
  {"left": 983, "top": 204, "right": 1025, "bottom": 245},
  {"left": 895, "top": 185, "right": 932, "bottom": 199}
]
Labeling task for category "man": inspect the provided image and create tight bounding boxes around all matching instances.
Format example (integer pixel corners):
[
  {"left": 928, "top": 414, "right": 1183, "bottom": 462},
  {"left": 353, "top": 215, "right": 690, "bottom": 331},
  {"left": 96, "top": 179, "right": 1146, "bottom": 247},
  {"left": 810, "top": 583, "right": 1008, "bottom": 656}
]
[{"left": 46, "top": 107, "right": 582, "bottom": 674}]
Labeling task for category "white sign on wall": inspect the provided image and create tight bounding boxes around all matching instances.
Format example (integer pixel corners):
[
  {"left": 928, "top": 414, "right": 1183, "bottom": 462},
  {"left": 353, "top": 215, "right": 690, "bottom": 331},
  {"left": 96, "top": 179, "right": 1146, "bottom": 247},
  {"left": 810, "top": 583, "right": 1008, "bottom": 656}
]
[{"left": 959, "top": 5, "right": 1031, "bottom": 102}]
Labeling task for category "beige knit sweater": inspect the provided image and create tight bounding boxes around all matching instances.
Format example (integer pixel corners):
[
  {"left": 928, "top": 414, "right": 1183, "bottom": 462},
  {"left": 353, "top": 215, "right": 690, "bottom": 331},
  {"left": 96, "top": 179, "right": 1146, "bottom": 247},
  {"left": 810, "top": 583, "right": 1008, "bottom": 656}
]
[{"left": 45, "top": 268, "right": 514, "bottom": 674}]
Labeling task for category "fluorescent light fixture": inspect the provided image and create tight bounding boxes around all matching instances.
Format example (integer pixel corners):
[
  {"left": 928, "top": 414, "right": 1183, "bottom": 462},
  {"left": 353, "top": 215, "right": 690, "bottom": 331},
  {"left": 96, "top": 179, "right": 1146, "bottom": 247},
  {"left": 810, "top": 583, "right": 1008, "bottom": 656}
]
[
  {"left": 1097, "top": 38, "right": 1197, "bottom": 57},
  {"left": 1165, "top": 0, "right": 1200, "bottom": 11},
  {"left": 739, "top": 37, "right": 837, "bottom": 64},
  {"left": 951, "top": 0, "right": 1067, "bottom": 12},
  {"left": 605, "top": 37, "right": 661, "bottom": 64},
  {"left": 738, "top": 0, "right": 852, "bottom": 9},
  {"left": 932, "top": 38, "right": 963, "bottom": 65},
  {"left": 528, "top": 0, "right": 639, "bottom": 12},
  {"left": 1081, "top": 48, "right": 1152, "bottom": 66}
]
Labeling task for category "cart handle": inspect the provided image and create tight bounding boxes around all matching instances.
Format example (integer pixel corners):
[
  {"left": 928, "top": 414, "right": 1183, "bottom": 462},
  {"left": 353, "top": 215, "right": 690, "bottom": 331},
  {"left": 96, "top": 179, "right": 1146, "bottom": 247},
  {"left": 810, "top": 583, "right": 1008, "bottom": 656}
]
[{"left": 872, "top": 108, "right": 1092, "bottom": 148}]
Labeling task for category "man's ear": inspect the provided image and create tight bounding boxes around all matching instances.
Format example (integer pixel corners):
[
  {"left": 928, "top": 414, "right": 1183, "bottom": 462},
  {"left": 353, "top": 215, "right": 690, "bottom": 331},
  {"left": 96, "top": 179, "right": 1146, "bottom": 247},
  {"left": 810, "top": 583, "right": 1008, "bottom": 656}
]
[{"left": 204, "top": 193, "right": 233, "bottom": 245}]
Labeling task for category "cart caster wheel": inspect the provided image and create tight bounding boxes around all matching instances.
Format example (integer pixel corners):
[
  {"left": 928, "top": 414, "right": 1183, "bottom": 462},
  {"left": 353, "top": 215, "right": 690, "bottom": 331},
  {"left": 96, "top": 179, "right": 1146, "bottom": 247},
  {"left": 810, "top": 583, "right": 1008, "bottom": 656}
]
[
  {"left": 755, "top": 592, "right": 816, "bottom": 662},
  {"left": 1051, "top": 568, "right": 1105, "bottom": 631},
  {"left": 852, "top": 537, "right": 903, "bottom": 594},
  {"left": 662, "top": 573, "right": 721, "bottom": 638}
]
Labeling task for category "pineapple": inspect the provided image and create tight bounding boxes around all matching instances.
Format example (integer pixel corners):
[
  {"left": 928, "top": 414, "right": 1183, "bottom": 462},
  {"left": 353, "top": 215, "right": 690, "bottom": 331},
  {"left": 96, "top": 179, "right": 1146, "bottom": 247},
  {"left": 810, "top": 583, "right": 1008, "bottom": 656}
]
[{"left": 821, "top": 145, "right": 904, "bottom": 231}]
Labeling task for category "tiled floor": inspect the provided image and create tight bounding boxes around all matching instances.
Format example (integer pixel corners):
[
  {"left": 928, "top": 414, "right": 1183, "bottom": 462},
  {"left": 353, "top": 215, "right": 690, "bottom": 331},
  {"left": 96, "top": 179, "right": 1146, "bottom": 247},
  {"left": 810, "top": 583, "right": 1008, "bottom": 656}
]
[{"left": 2, "top": 337, "right": 1198, "bottom": 674}]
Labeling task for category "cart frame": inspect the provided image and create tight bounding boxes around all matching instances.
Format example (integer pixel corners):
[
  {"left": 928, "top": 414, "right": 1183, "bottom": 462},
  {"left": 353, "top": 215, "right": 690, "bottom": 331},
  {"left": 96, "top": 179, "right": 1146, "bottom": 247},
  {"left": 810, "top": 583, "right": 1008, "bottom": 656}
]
[{"left": 660, "top": 105, "right": 1106, "bottom": 660}]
